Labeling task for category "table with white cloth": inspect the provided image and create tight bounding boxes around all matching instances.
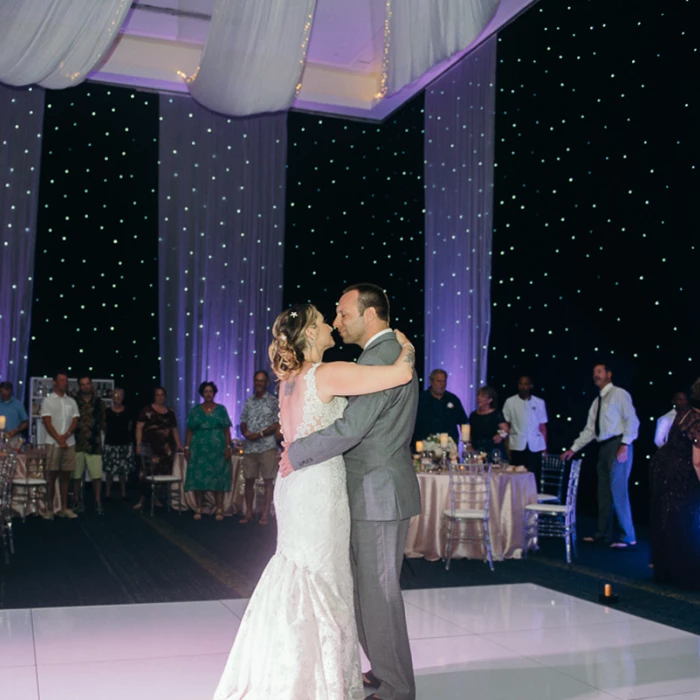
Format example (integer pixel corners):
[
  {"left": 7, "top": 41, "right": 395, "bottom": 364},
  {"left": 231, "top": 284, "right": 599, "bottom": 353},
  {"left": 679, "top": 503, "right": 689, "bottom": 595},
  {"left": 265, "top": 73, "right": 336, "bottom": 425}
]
[
  {"left": 405, "top": 469, "right": 538, "bottom": 561},
  {"left": 172, "top": 453, "right": 273, "bottom": 516}
]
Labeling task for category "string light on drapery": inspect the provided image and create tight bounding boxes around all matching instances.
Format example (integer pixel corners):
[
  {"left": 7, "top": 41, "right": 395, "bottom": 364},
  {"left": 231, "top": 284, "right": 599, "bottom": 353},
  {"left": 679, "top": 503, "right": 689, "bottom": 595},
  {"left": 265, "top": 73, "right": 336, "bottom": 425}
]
[
  {"left": 377, "top": 0, "right": 393, "bottom": 99},
  {"left": 295, "top": 12, "right": 315, "bottom": 96},
  {"left": 488, "top": 0, "right": 698, "bottom": 468},
  {"left": 158, "top": 95, "right": 286, "bottom": 429}
]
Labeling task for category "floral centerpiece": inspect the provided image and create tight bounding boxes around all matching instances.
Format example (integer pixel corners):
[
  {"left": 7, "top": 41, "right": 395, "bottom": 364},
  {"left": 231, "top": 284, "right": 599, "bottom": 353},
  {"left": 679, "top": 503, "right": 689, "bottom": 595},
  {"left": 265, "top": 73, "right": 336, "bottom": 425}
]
[{"left": 422, "top": 434, "right": 458, "bottom": 460}]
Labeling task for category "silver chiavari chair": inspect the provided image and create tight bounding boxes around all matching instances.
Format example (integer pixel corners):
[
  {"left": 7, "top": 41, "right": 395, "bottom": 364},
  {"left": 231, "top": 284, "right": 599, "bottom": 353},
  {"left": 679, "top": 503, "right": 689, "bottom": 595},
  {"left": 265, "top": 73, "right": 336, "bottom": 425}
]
[{"left": 443, "top": 463, "right": 494, "bottom": 571}]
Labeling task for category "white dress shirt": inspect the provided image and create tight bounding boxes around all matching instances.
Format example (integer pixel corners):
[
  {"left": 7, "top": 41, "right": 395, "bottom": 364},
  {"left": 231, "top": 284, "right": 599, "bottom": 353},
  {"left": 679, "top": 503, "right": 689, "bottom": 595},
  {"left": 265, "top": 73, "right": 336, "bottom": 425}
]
[
  {"left": 654, "top": 408, "right": 676, "bottom": 448},
  {"left": 40, "top": 392, "right": 80, "bottom": 446},
  {"left": 570, "top": 383, "right": 640, "bottom": 453},
  {"left": 502, "top": 395, "right": 548, "bottom": 452}
]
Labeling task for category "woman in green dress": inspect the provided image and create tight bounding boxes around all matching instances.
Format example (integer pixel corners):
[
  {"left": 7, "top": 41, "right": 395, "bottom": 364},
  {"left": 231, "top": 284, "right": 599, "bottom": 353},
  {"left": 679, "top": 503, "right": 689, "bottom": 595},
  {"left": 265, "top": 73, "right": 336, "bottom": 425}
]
[{"left": 184, "top": 381, "right": 232, "bottom": 521}]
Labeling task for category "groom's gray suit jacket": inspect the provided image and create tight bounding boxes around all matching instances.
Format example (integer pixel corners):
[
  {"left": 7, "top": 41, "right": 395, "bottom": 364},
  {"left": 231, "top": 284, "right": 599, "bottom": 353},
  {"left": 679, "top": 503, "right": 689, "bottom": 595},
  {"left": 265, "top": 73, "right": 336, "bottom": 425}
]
[{"left": 288, "top": 332, "right": 421, "bottom": 522}]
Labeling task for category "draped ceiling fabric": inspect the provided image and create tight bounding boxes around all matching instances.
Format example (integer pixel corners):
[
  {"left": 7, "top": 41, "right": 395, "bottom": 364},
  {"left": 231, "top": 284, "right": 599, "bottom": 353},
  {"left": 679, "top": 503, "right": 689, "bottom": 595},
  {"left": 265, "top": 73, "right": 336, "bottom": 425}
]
[
  {"left": 423, "top": 36, "right": 497, "bottom": 413},
  {"left": 188, "top": 0, "right": 318, "bottom": 116},
  {"left": 384, "top": 0, "right": 500, "bottom": 96},
  {"left": 0, "top": 0, "right": 130, "bottom": 89},
  {"left": 158, "top": 95, "right": 287, "bottom": 429},
  {"left": 0, "top": 84, "right": 45, "bottom": 399}
]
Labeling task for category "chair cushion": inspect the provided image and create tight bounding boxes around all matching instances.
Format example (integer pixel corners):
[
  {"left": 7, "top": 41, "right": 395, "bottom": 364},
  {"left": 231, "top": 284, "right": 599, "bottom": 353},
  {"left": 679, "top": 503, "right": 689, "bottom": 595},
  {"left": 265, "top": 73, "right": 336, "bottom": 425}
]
[
  {"left": 443, "top": 508, "right": 486, "bottom": 519},
  {"left": 525, "top": 503, "right": 568, "bottom": 513},
  {"left": 537, "top": 493, "right": 559, "bottom": 502},
  {"left": 13, "top": 478, "right": 48, "bottom": 486},
  {"left": 144, "top": 475, "right": 181, "bottom": 483}
]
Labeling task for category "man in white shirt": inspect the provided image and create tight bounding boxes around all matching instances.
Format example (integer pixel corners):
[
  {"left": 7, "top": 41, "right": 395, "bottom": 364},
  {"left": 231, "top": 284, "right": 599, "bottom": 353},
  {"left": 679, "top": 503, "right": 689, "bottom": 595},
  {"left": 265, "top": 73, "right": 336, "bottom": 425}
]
[
  {"left": 654, "top": 391, "right": 689, "bottom": 448},
  {"left": 562, "top": 363, "right": 639, "bottom": 548},
  {"left": 40, "top": 371, "right": 80, "bottom": 519},
  {"left": 502, "top": 376, "right": 548, "bottom": 479}
]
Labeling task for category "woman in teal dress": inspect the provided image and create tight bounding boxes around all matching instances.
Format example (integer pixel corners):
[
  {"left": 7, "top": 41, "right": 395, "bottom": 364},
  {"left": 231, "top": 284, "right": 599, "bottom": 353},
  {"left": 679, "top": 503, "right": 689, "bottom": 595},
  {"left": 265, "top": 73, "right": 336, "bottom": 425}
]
[{"left": 184, "top": 381, "right": 232, "bottom": 521}]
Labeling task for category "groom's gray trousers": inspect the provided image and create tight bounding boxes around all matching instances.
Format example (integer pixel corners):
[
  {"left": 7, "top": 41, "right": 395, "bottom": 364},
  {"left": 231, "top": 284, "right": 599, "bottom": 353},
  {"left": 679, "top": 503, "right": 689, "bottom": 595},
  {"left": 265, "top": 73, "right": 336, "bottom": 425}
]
[{"left": 351, "top": 518, "right": 414, "bottom": 700}]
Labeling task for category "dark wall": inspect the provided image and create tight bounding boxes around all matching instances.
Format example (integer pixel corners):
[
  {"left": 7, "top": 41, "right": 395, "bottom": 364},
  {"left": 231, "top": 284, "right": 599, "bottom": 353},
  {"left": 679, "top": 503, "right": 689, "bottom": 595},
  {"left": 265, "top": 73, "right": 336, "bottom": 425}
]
[
  {"left": 489, "top": 0, "right": 699, "bottom": 521},
  {"left": 283, "top": 96, "right": 427, "bottom": 375},
  {"left": 28, "top": 84, "right": 160, "bottom": 405}
]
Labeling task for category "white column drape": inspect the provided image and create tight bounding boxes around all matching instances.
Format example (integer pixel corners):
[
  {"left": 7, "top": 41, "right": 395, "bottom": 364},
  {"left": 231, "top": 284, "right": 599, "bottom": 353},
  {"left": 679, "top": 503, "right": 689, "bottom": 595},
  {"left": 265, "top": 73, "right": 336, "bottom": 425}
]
[
  {"left": 384, "top": 0, "right": 500, "bottom": 96},
  {"left": 0, "top": 84, "right": 45, "bottom": 399},
  {"left": 188, "top": 0, "right": 317, "bottom": 116},
  {"left": 423, "top": 36, "right": 497, "bottom": 412},
  {"left": 0, "top": 0, "right": 130, "bottom": 89},
  {"left": 158, "top": 95, "right": 287, "bottom": 429}
]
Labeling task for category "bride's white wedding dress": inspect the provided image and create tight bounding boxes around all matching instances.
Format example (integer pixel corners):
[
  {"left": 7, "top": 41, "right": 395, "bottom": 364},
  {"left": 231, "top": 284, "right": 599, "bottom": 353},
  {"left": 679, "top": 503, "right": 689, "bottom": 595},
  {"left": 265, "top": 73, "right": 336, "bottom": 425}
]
[{"left": 213, "top": 363, "right": 363, "bottom": 700}]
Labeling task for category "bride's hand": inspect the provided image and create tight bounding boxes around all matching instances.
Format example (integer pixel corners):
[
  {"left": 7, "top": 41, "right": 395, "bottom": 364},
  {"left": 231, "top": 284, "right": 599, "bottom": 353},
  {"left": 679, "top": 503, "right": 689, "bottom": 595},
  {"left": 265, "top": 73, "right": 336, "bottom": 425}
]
[{"left": 394, "top": 329, "right": 412, "bottom": 349}]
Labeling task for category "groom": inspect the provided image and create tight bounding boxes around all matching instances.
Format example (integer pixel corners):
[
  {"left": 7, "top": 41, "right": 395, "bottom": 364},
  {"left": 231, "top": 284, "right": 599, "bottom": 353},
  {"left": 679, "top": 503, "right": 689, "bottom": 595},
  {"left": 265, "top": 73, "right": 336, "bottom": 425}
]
[{"left": 280, "top": 283, "right": 420, "bottom": 700}]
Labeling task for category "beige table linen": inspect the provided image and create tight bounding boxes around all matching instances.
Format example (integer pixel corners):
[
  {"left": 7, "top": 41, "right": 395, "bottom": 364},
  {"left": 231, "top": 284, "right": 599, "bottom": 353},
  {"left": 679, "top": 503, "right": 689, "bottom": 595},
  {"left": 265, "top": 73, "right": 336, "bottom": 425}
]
[
  {"left": 405, "top": 470, "right": 538, "bottom": 561},
  {"left": 172, "top": 453, "right": 273, "bottom": 516}
]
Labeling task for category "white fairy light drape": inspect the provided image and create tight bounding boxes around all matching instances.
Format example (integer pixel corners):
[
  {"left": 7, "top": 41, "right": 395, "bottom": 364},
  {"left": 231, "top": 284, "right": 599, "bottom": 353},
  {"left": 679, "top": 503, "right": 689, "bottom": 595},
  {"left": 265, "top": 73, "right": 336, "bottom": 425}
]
[
  {"left": 187, "top": 0, "right": 318, "bottom": 116},
  {"left": 383, "top": 0, "right": 500, "bottom": 96},
  {"left": 0, "top": 0, "right": 130, "bottom": 89},
  {"left": 158, "top": 95, "right": 287, "bottom": 429},
  {"left": 0, "top": 84, "right": 45, "bottom": 398},
  {"left": 423, "top": 36, "right": 497, "bottom": 412}
]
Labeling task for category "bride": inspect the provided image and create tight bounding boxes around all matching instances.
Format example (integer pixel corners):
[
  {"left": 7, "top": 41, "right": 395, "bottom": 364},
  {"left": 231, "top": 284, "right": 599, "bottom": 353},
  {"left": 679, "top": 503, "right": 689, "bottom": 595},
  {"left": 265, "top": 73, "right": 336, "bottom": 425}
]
[{"left": 213, "top": 303, "right": 415, "bottom": 700}]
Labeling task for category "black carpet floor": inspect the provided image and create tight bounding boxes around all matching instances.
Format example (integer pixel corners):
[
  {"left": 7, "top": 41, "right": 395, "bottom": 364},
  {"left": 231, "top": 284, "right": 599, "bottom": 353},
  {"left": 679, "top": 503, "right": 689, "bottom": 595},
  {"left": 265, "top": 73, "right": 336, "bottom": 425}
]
[{"left": 2, "top": 494, "right": 699, "bottom": 637}]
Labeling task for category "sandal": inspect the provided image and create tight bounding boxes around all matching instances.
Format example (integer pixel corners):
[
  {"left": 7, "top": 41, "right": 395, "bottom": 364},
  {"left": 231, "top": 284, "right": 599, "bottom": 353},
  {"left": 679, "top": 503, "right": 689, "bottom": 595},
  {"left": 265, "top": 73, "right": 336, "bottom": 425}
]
[
  {"left": 259, "top": 516, "right": 269, "bottom": 526},
  {"left": 610, "top": 541, "right": 636, "bottom": 550},
  {"left": 215, "top": 508, "right": 224, "bottom": 521},
  {"left": 193, "top": 508, "right": 202, "bottom": 521},
  {"left": 239, "top": 514, "right": 252, "bottom": 525}
]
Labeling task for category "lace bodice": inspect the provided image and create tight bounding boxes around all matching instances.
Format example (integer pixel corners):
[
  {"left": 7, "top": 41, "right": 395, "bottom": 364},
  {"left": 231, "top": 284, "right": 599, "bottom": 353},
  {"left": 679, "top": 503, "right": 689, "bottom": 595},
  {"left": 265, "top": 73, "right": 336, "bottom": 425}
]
[{"left": 294, "top": 363, "right": 347, "bottom": 440}]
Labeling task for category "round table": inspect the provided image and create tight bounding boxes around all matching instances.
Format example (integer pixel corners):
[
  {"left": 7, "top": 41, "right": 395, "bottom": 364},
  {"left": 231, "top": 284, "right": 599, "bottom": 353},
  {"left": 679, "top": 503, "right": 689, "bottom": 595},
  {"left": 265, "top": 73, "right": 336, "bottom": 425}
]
[{"left": 405, "top": 469, "right": 538, "bottom": 561}]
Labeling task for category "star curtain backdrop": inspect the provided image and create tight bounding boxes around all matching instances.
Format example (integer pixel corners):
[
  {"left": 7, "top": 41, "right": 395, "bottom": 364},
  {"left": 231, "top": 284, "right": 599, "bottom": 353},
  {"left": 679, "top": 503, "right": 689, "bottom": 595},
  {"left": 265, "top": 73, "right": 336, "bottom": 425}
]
[
  {"left": 0, "top": 84, "right": 44, "bottom": 399},
  {"left": 28, "top": 84, "right": 160, "bottom": 401},
  {"left": 158, "top": 96, "right": 287, "bottom": 429},
  {"left": 423, "top": 37, "right": 497, "bottom": 413},
  {"left": 488, "top": 0, "right": 700, "bottom": 519}
]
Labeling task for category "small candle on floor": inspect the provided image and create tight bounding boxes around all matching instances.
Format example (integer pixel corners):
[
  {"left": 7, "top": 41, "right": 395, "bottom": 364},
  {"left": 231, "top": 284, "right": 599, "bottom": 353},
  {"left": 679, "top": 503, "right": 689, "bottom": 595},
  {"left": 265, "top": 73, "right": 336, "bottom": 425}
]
[{"left": 604, "top": 584, "right": 612, "bottom": 597}]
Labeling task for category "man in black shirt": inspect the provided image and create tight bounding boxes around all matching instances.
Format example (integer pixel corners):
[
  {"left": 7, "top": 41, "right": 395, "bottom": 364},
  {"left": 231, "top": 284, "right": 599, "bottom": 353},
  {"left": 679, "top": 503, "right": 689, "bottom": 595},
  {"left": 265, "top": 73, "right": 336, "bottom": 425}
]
[{"left": 412, "top": 369, "right": 468, "bottom": 448}]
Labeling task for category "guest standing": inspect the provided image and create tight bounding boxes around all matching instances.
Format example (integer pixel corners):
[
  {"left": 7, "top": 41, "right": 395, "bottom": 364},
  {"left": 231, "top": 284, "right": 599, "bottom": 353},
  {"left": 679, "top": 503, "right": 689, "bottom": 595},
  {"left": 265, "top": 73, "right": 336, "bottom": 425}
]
[
  {"left": 73, "top": 375, "right": 107, "bottom": 514},
  {"left": 649, "top": 378, "right": 700, "bottom": 588},
  {"left": 0, "top": 381, "right": 29, "bottom": 439},
  {"left": 133, "top": 387, "right": 182, "bottom": 511},
  {"left": 412, "top": 369, "right": 468, "bottom": 447},
  {"left": 654, "top": 390, "right": 689, "bottom": 448},
  {"left": 104, "top": 388, "right": 134, "bottom": 501},
  {"left": 240, "top": 371, "right": 280, "bottom": 525},
  {"left": 184, "top": 381, "right": 232, "bottom": 521},
  {"left": 562, "top": 363, "right": 640, "bottom": 548},
  {"left": 468, "top": 386, "right": 509, "bottom": 460},
  {"left": 503, "top": 375, "right": 548, "bottom": 478},
  {"left": 40, "top": 371, "right": 79, "bottom": 519}
]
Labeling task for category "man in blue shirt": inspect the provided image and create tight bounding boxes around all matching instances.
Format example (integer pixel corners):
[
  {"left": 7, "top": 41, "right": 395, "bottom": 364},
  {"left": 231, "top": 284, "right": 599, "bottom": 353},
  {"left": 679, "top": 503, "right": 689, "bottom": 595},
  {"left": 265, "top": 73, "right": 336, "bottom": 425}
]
[
  {"left": 0, "top": 381, "right": 29, "bottom": 438},
  {"left": 412, "top": 369, "right": 468, "bottom": 448}
]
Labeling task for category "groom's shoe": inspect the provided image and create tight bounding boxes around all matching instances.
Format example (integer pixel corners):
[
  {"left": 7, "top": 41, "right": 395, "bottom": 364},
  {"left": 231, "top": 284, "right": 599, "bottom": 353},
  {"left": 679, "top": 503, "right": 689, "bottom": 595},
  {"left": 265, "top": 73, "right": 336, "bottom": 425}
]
[{"left": 362, "top": 671, "right": 379, "bottom": 688}]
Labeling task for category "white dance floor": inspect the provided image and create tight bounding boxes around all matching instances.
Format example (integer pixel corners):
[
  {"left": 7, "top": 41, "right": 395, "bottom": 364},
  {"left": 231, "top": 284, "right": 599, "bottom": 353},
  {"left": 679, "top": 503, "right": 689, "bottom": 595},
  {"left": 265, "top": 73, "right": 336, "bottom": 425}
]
[{"left": 2, "top": 583, "right": 699, "bottom": 700}]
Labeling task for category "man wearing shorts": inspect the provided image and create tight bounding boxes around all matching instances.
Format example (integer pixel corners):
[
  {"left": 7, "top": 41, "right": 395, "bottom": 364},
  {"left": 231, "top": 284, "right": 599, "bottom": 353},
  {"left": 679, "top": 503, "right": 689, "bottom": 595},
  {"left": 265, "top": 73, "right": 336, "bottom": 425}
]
[
  {"left": 41, "top": 371, "right": 80, "bottom": 519},
  {"left": 73, "top": 375, "right": 107, "bottom": 514},
  {"left": 239, "top": 371, "right": 279, "bottom": 525}
]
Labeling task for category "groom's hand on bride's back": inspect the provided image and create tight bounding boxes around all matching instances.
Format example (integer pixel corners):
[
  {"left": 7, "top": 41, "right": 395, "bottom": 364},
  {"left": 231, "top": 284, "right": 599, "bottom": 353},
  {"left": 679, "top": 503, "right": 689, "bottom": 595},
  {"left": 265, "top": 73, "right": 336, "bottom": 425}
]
[{"left": 279, "top": 447, "right": 294, "bottom": 478}]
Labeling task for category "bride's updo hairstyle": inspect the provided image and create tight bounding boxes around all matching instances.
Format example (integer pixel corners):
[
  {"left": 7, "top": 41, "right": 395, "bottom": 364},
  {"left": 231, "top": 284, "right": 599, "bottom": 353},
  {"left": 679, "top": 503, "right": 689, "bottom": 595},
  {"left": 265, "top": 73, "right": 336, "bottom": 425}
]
[{"left": 269, "top": 303, "right": 319, "bottom": 381}]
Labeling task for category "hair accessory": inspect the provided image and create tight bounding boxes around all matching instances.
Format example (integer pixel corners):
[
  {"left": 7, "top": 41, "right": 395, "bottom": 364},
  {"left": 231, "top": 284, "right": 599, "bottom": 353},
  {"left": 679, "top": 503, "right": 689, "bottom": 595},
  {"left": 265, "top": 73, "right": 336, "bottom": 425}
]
[
  {"left": 279, "top": 333, "right": 287, "bottom": 341},
  {"left": 290, "top": 311, "right": 298, "bottom": 318}
]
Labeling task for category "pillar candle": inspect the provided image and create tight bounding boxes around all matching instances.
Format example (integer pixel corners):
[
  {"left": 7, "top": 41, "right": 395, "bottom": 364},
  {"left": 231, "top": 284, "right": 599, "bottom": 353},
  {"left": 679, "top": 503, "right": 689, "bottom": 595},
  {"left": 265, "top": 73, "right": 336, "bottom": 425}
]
[
  {"left": 0, "top": 415, "right": 6, "bottom": 431},
  {"left": 415, "top": 440, "right": 423, "bottom": 453},
  {"left": 439, "top": 433, "right": 449, "bottom": 448},
  {"left": 461, "top": 424, "right": 470, "bottom": 442}
]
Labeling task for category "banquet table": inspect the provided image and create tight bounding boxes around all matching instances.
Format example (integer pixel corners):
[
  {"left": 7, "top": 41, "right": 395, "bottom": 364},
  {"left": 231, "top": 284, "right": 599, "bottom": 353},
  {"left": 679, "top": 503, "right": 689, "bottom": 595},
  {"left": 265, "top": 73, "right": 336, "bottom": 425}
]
[
  {"left": 405, "top": 469, "right": 538, "bottom": 561},
  {"left": 172, "top": 453, "right": 272, "bottom": 517}
]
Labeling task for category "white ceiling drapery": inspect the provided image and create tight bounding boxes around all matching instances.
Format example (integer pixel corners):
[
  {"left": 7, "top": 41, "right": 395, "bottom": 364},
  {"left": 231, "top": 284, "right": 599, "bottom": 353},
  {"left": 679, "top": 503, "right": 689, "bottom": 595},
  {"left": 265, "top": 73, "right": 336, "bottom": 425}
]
[
  {"left": 383, "top": 0, "right": 500, "bottom": 96},
  {"left": 187, "top": 0, "right": 318, "bottom": 116},
  {"left": 0, "top": 0, "right": 131, "bottom": 89}
]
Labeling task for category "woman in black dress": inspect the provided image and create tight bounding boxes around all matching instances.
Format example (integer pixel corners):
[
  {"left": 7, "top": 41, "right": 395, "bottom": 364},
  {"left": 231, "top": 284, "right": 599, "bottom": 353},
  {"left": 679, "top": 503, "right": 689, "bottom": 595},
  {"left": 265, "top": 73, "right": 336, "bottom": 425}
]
[
  {"left": 649, "top": 378, "right": 700, "bottom": 589},
  {"left": 133, "top": 386, "right": 183, "bottom": 511},
  {"left": 468, "top": 385, "right": 509, "bottom": 461},
  {"left": 104, "top": 388, "right": 134, "bottom": 500}
]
